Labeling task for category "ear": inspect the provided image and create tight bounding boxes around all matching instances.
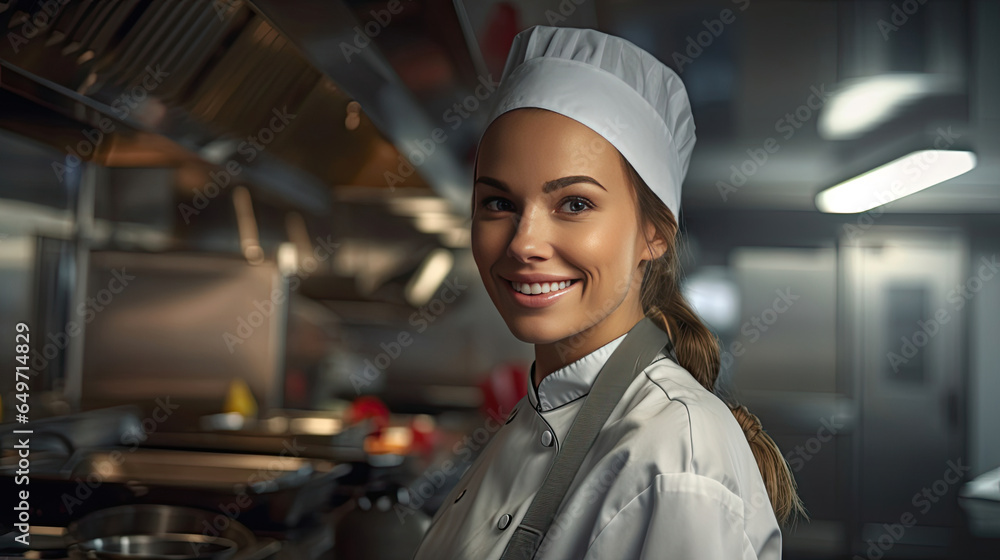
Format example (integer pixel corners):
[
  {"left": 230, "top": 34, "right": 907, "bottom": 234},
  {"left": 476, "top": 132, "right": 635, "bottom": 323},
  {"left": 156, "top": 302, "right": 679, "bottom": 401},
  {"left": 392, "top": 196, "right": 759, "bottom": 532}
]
[{"left": 641, "top": 221, "right": 668, "bottom": 261}]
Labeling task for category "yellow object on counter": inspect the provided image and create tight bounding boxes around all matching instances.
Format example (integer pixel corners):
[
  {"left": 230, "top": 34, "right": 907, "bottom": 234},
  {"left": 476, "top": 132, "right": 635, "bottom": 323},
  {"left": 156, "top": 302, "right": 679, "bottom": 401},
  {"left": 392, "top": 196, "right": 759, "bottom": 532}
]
[{"left": 223, "top": 377, "right": 258, "bottom": 418}]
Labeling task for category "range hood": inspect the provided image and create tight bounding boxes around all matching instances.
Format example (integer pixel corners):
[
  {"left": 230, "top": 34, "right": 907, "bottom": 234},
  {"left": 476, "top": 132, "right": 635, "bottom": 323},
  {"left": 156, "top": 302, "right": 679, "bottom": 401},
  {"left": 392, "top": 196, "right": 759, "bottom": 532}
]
[{"left": 0, "top": 0, "right": 470, "bottom": 213}]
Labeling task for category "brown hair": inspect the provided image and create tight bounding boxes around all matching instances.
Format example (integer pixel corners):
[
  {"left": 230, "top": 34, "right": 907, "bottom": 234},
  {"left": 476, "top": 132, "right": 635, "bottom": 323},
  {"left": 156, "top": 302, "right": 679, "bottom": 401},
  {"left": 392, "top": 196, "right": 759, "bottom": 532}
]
[{"left": 620, "top": 151, "right": 809, "bottom": 527}]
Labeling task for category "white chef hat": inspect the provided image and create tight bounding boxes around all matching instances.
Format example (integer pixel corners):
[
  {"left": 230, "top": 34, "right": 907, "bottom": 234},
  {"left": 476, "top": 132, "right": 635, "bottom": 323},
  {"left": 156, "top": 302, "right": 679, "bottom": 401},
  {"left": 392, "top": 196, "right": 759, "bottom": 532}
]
[{"left": 477, "top": 25, "right": 696, "bottom": 219}]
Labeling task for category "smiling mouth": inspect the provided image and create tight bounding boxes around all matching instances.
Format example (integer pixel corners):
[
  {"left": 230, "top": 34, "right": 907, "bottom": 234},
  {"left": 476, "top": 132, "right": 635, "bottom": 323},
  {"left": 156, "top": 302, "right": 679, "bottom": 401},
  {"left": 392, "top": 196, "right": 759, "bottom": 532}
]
[{"left": 508, "top": 279, "right": 580, "bottom": 295}]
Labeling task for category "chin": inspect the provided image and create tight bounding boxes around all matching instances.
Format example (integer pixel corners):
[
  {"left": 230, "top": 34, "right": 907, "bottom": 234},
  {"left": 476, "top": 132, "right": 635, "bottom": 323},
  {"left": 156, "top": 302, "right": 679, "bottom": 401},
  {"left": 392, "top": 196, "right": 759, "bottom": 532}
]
[{"left": 501, "top": 314, "right": 576, "bottom": 345}]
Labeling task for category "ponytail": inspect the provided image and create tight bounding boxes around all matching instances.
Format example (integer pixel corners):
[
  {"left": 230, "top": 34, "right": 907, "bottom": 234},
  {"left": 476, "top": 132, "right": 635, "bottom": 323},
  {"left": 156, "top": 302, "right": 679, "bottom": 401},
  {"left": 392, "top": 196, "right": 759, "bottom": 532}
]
[{"left": 623, "top": 153, "right": 808, "bottom": 527}]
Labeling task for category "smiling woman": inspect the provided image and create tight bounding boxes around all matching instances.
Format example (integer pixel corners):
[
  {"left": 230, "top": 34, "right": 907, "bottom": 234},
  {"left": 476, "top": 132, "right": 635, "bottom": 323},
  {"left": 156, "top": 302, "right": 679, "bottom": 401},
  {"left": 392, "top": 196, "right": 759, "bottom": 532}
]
[
  {"left": 471, "top": 108, "right": 659, "bottom": 368},
  {"left": 414, "top": 25, "right": 806, "bottom": 560}
]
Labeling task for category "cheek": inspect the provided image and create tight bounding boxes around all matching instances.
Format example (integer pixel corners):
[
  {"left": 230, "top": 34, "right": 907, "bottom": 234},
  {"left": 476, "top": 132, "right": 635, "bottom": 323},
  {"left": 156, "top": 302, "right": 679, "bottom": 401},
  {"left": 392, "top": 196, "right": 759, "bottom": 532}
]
[
  {"left": 471, "top": 222, "right": 502, "bottom": 269},
  {"left": 571, "top": 224, "right": 637, "bottom": 277},
  {"left": 470, "top": 239, "right": 487, "bottom": 275}
]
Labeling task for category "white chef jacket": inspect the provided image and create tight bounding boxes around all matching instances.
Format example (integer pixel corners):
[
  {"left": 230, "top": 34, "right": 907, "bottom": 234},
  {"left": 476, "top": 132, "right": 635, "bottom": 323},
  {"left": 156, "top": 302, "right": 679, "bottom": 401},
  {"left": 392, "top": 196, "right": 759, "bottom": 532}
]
[{"left": 412, "top": 332, "right": 783, "bottom": 560}]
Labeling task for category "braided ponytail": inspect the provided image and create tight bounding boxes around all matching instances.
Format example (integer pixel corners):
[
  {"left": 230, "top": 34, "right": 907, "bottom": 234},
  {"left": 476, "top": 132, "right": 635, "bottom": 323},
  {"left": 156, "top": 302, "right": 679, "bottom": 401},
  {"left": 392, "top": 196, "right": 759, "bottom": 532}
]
[{"left": 623, "top": 153, "right": 808, "bottom": 527}]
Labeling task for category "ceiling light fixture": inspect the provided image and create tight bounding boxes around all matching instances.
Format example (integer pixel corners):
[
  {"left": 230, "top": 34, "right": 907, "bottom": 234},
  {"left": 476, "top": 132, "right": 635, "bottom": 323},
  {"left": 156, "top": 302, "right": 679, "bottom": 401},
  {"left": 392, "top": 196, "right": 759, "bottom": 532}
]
[{"left": 815, "top": 150, "right": 977, "bottom": 213}]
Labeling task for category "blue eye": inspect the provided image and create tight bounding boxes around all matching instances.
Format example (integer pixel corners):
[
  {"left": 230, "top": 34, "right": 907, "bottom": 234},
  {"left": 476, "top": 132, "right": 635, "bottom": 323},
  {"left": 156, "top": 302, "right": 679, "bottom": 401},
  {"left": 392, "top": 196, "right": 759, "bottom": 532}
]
[
  {"left": 482, "top": 197, "right": 514, "bottom": 212},
  {"left": 560, "top": 196, "right": 594, "bottom": 214}
]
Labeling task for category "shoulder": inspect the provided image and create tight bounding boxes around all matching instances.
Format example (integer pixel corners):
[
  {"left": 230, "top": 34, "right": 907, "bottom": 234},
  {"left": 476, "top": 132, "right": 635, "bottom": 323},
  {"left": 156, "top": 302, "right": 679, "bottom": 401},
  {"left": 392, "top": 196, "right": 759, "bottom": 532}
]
[
  {"left": 586, "top": 357, "right": 782, "bottom": 555},
  {"left": 648, "top": 357, "right": 742, "bottom": 429},
  {"left": 610, "top": 355, "right": 761, "bottom": 499}
]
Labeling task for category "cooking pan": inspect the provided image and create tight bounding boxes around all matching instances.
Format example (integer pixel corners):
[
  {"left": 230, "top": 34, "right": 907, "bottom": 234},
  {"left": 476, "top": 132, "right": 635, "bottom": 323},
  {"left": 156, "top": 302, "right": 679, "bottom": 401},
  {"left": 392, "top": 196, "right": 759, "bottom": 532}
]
[
  {"left": 65, "top": 505, "right": 284, "bottom": 560},
  {"left": 66, "top": 449, "right": 350, "bottom": 528},
  {"left": 67, "top": 505, "right": 256, "bottom": 550},
  {"left": 67, "top": 533, "right": 238, "bottom": 560}
]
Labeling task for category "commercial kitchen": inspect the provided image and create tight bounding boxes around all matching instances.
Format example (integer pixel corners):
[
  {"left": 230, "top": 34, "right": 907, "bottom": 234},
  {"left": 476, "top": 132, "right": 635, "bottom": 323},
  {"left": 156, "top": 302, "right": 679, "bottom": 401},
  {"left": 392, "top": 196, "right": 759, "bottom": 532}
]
[{"left": 0, "top": 0, "right": 998, "bottom": 559}]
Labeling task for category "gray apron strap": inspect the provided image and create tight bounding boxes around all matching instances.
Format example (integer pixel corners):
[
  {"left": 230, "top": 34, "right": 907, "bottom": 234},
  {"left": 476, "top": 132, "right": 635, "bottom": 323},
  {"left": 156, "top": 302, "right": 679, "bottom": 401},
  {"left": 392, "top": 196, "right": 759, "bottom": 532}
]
[{"left": 500, "top": 316, "right": 676, "bottom": 560}]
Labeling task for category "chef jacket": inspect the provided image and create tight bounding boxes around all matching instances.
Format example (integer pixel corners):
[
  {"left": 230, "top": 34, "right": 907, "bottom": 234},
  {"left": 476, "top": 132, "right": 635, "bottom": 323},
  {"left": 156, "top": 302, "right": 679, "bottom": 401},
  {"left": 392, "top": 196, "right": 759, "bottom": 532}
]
[{"left": 412, "top": 332, "right": 782, "bottom": 559}]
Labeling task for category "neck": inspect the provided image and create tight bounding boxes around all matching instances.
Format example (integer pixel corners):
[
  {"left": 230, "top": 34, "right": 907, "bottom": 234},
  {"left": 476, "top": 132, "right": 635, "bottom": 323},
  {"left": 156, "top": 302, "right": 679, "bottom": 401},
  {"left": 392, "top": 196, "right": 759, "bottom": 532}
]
[{"left": 532, "top": 304, "right": 646, "bottom": 389}]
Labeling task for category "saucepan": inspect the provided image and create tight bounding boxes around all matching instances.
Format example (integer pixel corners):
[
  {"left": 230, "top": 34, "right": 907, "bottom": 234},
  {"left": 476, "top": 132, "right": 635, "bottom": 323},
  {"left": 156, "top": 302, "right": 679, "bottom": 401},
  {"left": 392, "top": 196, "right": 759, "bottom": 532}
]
[
  {"left": 67, "top": 533, "right": 238, "bottom": 559},
  {"left": 66, "top": 449, "right": 350, "bottom": 528},
  {"left": 66, "top": 505, "right": 279, "bottom": 560}
]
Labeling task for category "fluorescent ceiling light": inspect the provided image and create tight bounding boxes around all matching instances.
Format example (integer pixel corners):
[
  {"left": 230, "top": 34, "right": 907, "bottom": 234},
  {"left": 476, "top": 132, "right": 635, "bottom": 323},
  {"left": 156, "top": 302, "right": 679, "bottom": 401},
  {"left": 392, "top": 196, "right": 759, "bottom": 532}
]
[
  {"left": 819, "top": 73, "right": 958, "bottom": 140},
  {"left": 405, "top": 248, "right": 454, "bottom": 307},
  {"left": 816, "top": 150, "right": 977, "bottom": 213},
  {"left": 198, "top": 139, "right": 238, "bottom": 164},
  {"left": 413, "top": 212, "right": 462, "bottom": 234},
  {"left": 386, "top": 196, "right": 454, "bottom": 216},
  {"left": 276, "top": 242, "right": 298, "bottom": 276},
  {"left": 232, "top": 186, "right": 264, "bottom": 264}
]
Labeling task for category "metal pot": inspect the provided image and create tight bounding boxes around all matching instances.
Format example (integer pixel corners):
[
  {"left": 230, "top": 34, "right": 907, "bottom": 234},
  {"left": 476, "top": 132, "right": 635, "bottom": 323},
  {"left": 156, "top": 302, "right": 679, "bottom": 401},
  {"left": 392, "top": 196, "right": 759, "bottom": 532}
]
[
  {"left": 67, "top": 533, "right": 238, "bottom": 560},
  {"left": 65, "top": 449, "right": 350, "bottom": 528},
  {"left": 66, "top": 505, "right": 282, "bottom": 560},
  {"left": 67, "top": 505, "right": 255, "bottom": 555}
]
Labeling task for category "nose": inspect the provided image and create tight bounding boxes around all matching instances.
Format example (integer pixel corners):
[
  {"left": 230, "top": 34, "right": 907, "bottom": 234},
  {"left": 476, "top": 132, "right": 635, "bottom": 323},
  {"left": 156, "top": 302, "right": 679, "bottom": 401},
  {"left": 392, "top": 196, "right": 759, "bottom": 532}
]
[{"left": 506, "top": 206, "right": 553, "bottom": 263}]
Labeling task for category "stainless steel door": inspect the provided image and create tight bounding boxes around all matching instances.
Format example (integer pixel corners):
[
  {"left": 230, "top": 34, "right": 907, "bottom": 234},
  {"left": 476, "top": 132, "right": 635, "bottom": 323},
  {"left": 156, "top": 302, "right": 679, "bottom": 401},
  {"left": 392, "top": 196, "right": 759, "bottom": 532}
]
[{"left": 842, "top": 226, "right": 967, "bottom": 556}]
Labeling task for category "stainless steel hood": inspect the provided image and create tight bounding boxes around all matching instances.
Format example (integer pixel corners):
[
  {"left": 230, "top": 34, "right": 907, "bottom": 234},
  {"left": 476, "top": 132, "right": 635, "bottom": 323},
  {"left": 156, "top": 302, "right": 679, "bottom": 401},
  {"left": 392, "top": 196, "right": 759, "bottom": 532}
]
[{"left": 0, "top": 0, "right": 469, "bottom": 213}]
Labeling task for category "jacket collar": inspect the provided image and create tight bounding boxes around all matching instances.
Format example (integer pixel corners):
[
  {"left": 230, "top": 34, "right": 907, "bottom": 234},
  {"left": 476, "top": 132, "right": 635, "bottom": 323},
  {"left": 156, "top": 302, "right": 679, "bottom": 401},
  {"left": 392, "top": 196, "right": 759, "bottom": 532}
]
[{"left": 527, "top": 333, "right": 628, "bottom": 412}]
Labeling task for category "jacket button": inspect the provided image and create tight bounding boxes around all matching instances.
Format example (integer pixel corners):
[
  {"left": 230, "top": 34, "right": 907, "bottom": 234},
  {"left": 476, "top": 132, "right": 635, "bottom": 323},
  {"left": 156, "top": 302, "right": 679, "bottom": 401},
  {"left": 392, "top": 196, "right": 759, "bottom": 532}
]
[
  {"left": 541, "top": 430, "right": 553, "bottom": 447},
  {"left": 498, "top": 513, "right": 512, "bottom": 530}
]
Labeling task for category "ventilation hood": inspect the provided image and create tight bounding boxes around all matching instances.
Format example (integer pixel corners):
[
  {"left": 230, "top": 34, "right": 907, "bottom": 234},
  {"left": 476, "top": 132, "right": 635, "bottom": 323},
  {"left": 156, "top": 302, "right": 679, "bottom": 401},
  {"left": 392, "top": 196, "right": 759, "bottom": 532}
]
[{"left": 0, "top": 0, "right": 470, "bottom": 213}]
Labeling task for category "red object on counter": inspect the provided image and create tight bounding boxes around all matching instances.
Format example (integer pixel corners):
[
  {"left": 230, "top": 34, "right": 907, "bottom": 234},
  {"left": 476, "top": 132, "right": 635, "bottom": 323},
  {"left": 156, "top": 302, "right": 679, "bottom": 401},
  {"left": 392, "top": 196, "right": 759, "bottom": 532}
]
[
  {"left": 408, "top": 414, "right": 436, "bottom": 455},
  {"left": 348, "top": 395, "right": 391, "bottom": 433}
]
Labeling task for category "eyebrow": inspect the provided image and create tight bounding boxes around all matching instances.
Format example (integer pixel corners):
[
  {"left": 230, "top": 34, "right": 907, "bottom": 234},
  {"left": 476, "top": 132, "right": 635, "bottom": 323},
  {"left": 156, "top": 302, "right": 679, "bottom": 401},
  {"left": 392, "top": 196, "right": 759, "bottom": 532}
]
[{"left": 474, "top": 175, "right": 607, "bottom": 194}]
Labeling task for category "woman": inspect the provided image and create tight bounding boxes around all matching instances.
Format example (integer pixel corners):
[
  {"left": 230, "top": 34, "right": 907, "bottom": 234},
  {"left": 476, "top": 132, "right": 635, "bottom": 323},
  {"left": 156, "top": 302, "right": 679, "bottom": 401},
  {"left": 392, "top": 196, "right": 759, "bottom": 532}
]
[{"left": 413, "top": 25, "right": 806, "bottom": 559}]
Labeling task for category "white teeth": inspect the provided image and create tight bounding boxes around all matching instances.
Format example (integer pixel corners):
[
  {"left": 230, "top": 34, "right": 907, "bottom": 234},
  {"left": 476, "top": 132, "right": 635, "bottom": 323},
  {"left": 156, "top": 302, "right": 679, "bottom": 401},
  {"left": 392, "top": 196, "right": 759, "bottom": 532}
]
[{"left": 511, "top": 279, "right": 575, "bottom": 295}]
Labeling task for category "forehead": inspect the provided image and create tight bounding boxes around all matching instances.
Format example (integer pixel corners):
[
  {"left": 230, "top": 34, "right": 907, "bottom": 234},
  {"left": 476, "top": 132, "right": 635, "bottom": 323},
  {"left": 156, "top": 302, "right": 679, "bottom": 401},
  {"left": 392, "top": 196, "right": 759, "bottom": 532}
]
[{"left": 475, "top": 108, "right": 622, "bottom": 180}]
